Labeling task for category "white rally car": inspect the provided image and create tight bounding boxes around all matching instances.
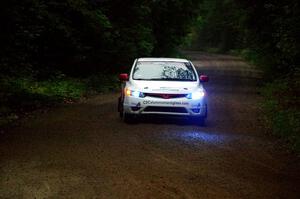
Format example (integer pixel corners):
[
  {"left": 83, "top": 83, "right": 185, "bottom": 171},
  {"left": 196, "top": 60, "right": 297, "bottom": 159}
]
[{"left": 118, "top": 58, "right": 208, "bottom": 125}]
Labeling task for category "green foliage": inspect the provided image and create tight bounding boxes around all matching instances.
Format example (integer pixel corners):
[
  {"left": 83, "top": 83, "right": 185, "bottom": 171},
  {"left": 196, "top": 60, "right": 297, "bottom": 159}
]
[
  {"left": 188, "top": 0, "right": 300, "bottom": 77},
  {"left": 0, "top": 0, "right": 114, "bottom": 76},
  {"left": 229, "top": 0, "right": 299, "bottom": 79},
  {"left": 230, "top": 49, "right": 259, "bottom": 66},
  {"left": 0, "top": 74, "right": 120, "bottom": 126},
  {"left": 85, "top": 74, "right": 119, "bottom": 93},
  {"left": 0, "top": 0, "right": 200, "bottom": 76},
  {"left": 261, "top": 75, "right": 300, "bottom": 152},
  {"left": 0, "top": 76, "right": 83, "bottom": 126},
  {"left": 151, "top": 0, "right": 200, "bottom": 56},
  {"left": 188, "top": 0, "right": 246, "bottom": 52},
  {"left": 1, "top": 77, "right": 85, "bottom": 105}
]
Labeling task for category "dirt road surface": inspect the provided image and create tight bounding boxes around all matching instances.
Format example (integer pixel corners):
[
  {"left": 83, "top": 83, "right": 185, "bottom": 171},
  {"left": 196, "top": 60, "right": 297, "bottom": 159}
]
[{"left": 1, "top": 52, "right": 300, "bottom": 198}]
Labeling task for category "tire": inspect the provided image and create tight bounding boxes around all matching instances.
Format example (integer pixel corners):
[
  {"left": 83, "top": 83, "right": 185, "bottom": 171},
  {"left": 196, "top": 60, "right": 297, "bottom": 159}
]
[
  {"left": 197, "top": 105, "right": 207, "bottom": 126},
  {"left": 118, "top": 97, "right": 136, "bottom": 123},
  {"left": 123, "top": 113, "right": 135, "bottom": 124},
  {"left": 118, "top": 97, "right": 123, "bottom": 118},
  {"left": 197, "top": 116, "right": 206, "bottom": 126}
]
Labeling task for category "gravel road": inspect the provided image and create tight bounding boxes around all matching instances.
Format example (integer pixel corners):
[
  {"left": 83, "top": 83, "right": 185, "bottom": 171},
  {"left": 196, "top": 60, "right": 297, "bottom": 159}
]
[{"left": 1, "top": 51, "right": 300, "bottom": 198}]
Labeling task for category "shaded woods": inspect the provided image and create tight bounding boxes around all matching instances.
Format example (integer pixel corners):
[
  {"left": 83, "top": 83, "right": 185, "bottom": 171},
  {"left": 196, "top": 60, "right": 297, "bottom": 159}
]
[
  {"left": 188, "top": 0, "right": 299, "bottom": 76},
  {"left": 188, "top": 0, "right": 299, "bottom": 152},
  {"left": 1, "top": 0, "right": 298, "bottom": 83},
  {"left": 0, "top": 0, "right": 199, "bottom": 77},
  {"left": 0, "top": 0, "right": 299, "bottom": 151}
]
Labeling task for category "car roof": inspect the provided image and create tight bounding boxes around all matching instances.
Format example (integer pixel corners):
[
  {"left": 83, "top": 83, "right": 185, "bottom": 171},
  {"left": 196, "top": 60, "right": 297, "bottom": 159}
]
[{"left": 137, "top": 57, "right": 189, "bottom": 62}]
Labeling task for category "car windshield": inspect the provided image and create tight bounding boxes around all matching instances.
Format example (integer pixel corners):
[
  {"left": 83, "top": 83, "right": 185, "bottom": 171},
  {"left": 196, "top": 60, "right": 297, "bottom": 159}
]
[{"left": 132, "top": 61, "right": 197, "bottom": 81}]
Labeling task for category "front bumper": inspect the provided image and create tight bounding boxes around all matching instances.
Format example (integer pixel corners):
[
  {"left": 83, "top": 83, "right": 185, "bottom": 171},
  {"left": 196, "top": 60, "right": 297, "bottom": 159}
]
[{"left": 123, "top": 96, "right": 207, "bottom": 117}]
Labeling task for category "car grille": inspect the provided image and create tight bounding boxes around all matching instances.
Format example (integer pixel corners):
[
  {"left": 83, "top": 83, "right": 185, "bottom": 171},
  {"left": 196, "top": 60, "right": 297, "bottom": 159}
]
[
  {"left": 143, "top": 106, "right": 188, "bottom": 113},
  {"left": 144, "top": 93, "right": 187, "bottom": 99}
]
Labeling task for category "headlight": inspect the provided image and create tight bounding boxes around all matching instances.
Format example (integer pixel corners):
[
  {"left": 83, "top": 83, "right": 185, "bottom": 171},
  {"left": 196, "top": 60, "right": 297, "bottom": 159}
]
[
  {"left": 186, "top": 91, "right": 205, "bottom": 100},
  {"left": 125, "top": 88, "right": 145, "bottom": 98}
]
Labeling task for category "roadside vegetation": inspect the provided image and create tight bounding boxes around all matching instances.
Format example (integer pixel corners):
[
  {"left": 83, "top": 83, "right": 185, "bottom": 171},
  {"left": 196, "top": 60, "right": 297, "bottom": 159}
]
[
  {"left": 0, "top": 74, "right": 118, "bottom": 126},
  {"left": 260, "top": 73, "right": 300, "bottom": 152},
  {"left": 184, "top": 0, "right": 299, "bottom": 153}
]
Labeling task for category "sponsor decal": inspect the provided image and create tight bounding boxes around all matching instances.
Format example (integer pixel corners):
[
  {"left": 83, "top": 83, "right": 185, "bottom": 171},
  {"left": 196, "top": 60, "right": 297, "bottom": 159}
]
[
  {"left": 143, "top": 100, "right": 189, "bottom": 106},
  {"left": 153, "top": 88, "right": 179, "bottom": 92},
  {"left": 130, "top": 102, "right": 140, "bottom": 106}
]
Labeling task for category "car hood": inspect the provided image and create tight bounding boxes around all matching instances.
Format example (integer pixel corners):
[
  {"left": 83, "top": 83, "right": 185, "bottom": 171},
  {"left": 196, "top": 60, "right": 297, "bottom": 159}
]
[{"left": 129, "top": 80, "right": 204, "bottom": 93}]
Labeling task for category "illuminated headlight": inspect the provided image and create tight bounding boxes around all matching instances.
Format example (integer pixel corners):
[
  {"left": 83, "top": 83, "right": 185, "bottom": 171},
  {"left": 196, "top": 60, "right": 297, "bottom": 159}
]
[
  {"left": 187, "top": 91, "right": 205, "bottom": 100},
  {"left": 125, "top": 88, "right": 145, "bottom": 98}
]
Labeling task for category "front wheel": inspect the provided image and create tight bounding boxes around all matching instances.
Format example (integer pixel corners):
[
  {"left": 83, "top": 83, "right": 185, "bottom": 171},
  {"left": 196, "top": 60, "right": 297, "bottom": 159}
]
[
  {"left": 118, "top": 97, "right": 123, "bottom": 118},
  {"left": 198, "top": 105, "right": 207, "bottom": 126},
  {"left": 123, "top": 113, "right": 135, "bottom": 124},
  {"left": 197, "top": 116, "right": 206, "bottom": 126}
]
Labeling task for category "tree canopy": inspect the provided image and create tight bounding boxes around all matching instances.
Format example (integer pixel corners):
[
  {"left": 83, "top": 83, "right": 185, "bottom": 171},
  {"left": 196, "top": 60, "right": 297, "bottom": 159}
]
[
  {"left": 1, "top": 0, "right": 299, "bottom": 78},
  {"left": 191, "top": 0, "right": 299, "bottom": 76},
  {"left": 0, "top": 0, "right": 200, "bottom": 77}
]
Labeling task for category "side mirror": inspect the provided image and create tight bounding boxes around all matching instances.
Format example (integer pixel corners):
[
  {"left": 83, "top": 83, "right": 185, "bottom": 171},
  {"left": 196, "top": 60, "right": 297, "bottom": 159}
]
[
  {"left": 119, "top": 73, "right": 129, "bottom": 81},
  {"left": 199, "top": 75, "right": 209, "bottom": 83}
]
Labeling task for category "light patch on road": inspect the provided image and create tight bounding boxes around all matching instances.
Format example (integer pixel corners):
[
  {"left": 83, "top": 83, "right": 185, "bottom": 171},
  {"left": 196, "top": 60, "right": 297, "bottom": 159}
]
[{"left": 176, "top": 131, "right": 228, "bottom": 144}]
